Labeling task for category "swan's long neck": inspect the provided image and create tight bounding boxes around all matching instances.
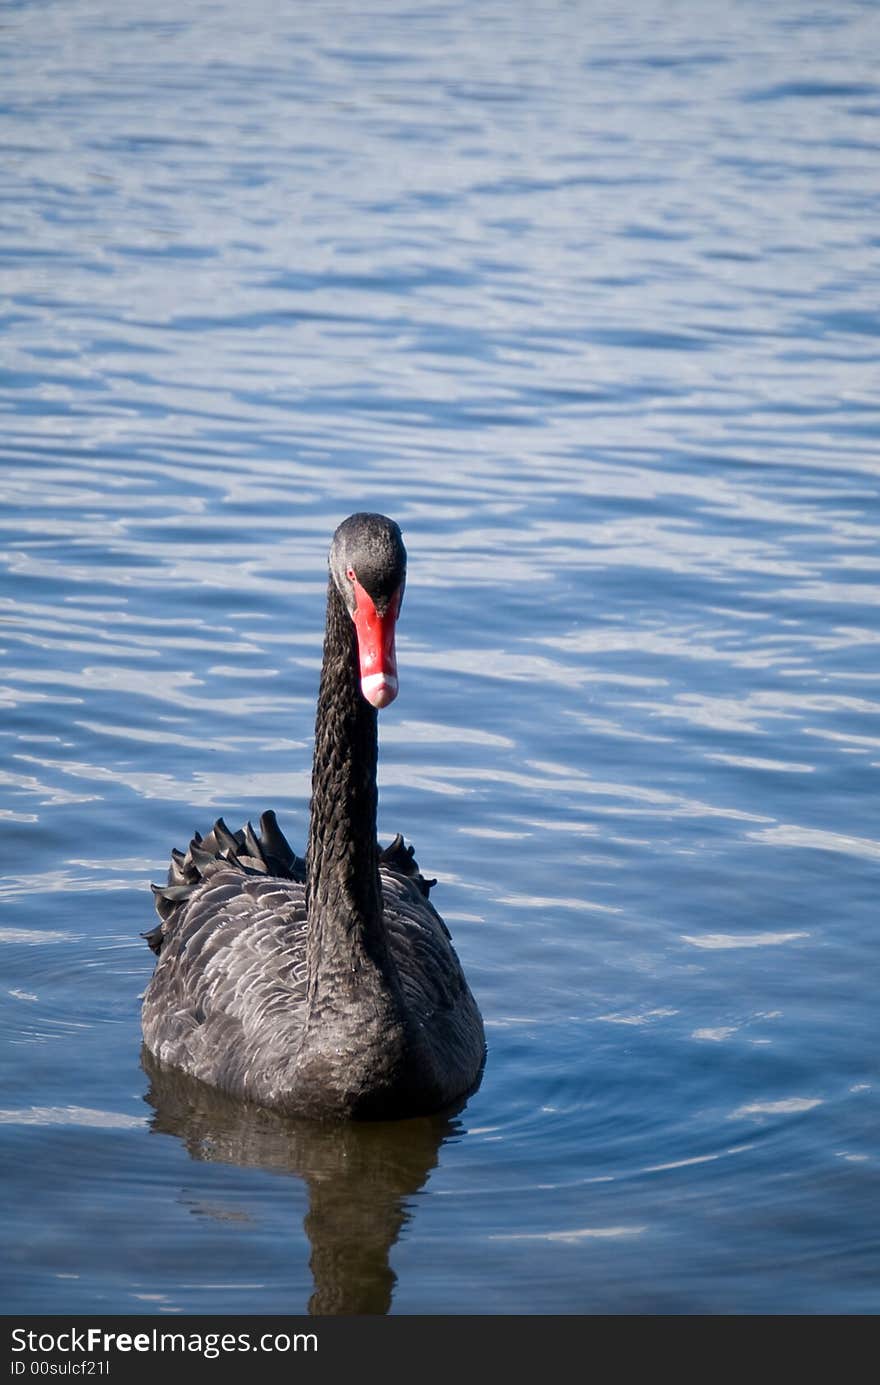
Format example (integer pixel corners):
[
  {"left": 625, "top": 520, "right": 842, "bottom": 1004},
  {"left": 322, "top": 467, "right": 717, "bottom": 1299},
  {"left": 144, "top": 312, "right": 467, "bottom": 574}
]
[{"left": 305, "top": 580, "right": 389, "bottom": 1001}]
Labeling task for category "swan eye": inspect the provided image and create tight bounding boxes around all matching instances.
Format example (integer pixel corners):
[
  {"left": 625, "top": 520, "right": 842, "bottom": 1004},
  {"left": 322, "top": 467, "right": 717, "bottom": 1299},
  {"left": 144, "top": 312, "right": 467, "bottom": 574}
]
[{"left": 346, "top": 567, "right": 356, "bottom": 582}]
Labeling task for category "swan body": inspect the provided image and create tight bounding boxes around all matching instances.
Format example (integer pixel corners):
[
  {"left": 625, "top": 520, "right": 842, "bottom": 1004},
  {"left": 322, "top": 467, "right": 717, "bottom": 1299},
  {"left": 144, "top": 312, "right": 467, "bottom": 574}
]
[{"left": 142, "top": 513, "right": 485, "bottom": 1120}]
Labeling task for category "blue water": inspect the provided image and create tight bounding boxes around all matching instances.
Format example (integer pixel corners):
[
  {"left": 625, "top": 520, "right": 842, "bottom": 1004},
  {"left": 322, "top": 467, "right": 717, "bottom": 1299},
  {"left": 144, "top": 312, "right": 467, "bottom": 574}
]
[{"left": 1, "top": 0, "right": 879, "bottom": 1315}]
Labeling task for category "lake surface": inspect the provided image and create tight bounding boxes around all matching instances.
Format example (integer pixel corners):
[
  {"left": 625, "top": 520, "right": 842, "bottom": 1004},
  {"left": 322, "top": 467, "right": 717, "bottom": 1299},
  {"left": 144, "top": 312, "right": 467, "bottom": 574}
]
[{"left": 1, "top": 0, "right": 879, "bottom": 1315}]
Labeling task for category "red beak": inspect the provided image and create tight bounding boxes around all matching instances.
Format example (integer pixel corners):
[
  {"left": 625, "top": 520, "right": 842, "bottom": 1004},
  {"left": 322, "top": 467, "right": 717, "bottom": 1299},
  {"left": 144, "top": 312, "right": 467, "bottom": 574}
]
[{"left": 351, "top": 579, "right": 401, "bottom": 708}]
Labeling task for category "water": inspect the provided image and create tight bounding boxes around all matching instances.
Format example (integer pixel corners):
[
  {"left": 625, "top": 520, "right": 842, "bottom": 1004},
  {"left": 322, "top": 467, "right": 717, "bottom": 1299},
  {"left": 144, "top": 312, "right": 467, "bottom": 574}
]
[{"left": 1, "top": 0, "right": 879, "bottom": 1315}]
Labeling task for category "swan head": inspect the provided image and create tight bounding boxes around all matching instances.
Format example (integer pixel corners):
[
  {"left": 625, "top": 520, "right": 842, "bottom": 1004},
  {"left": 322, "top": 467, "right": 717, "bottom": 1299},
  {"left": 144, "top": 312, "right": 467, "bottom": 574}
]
[{"left": 330, "top": 513, "right": 407, "bottom": 709}]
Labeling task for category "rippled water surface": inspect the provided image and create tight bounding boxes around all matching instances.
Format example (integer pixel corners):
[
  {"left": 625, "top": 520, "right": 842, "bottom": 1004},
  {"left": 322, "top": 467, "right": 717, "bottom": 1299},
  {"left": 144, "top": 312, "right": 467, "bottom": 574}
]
[{"left": 2, "top": 0, "right": 879, "bottom": 1315}]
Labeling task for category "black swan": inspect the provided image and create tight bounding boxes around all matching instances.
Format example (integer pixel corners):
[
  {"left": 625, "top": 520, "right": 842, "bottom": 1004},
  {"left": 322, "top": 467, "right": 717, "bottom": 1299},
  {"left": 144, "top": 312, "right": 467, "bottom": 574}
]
[{"left": 142, "top": 513, "right": 485, "bottom": 1120}]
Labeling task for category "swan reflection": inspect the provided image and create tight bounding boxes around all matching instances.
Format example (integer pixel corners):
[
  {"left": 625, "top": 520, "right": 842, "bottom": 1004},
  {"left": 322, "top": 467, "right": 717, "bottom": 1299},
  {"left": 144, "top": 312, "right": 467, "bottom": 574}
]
[{"left": 142, "top": 1048, "right": 460, "bottom": 1315}]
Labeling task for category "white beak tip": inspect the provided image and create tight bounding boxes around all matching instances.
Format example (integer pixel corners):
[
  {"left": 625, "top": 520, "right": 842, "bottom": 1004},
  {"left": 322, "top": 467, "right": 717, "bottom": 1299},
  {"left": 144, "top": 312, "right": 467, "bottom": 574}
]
[{"left": 361, "top": 673, "right": 399, "bottom": 708}]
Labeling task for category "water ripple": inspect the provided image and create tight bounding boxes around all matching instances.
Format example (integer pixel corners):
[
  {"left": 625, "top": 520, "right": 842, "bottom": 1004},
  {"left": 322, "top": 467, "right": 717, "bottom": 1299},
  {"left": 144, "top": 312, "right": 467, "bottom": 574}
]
[{"left": 1, "top": 0, "right": 878, "bottom": 1317}]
